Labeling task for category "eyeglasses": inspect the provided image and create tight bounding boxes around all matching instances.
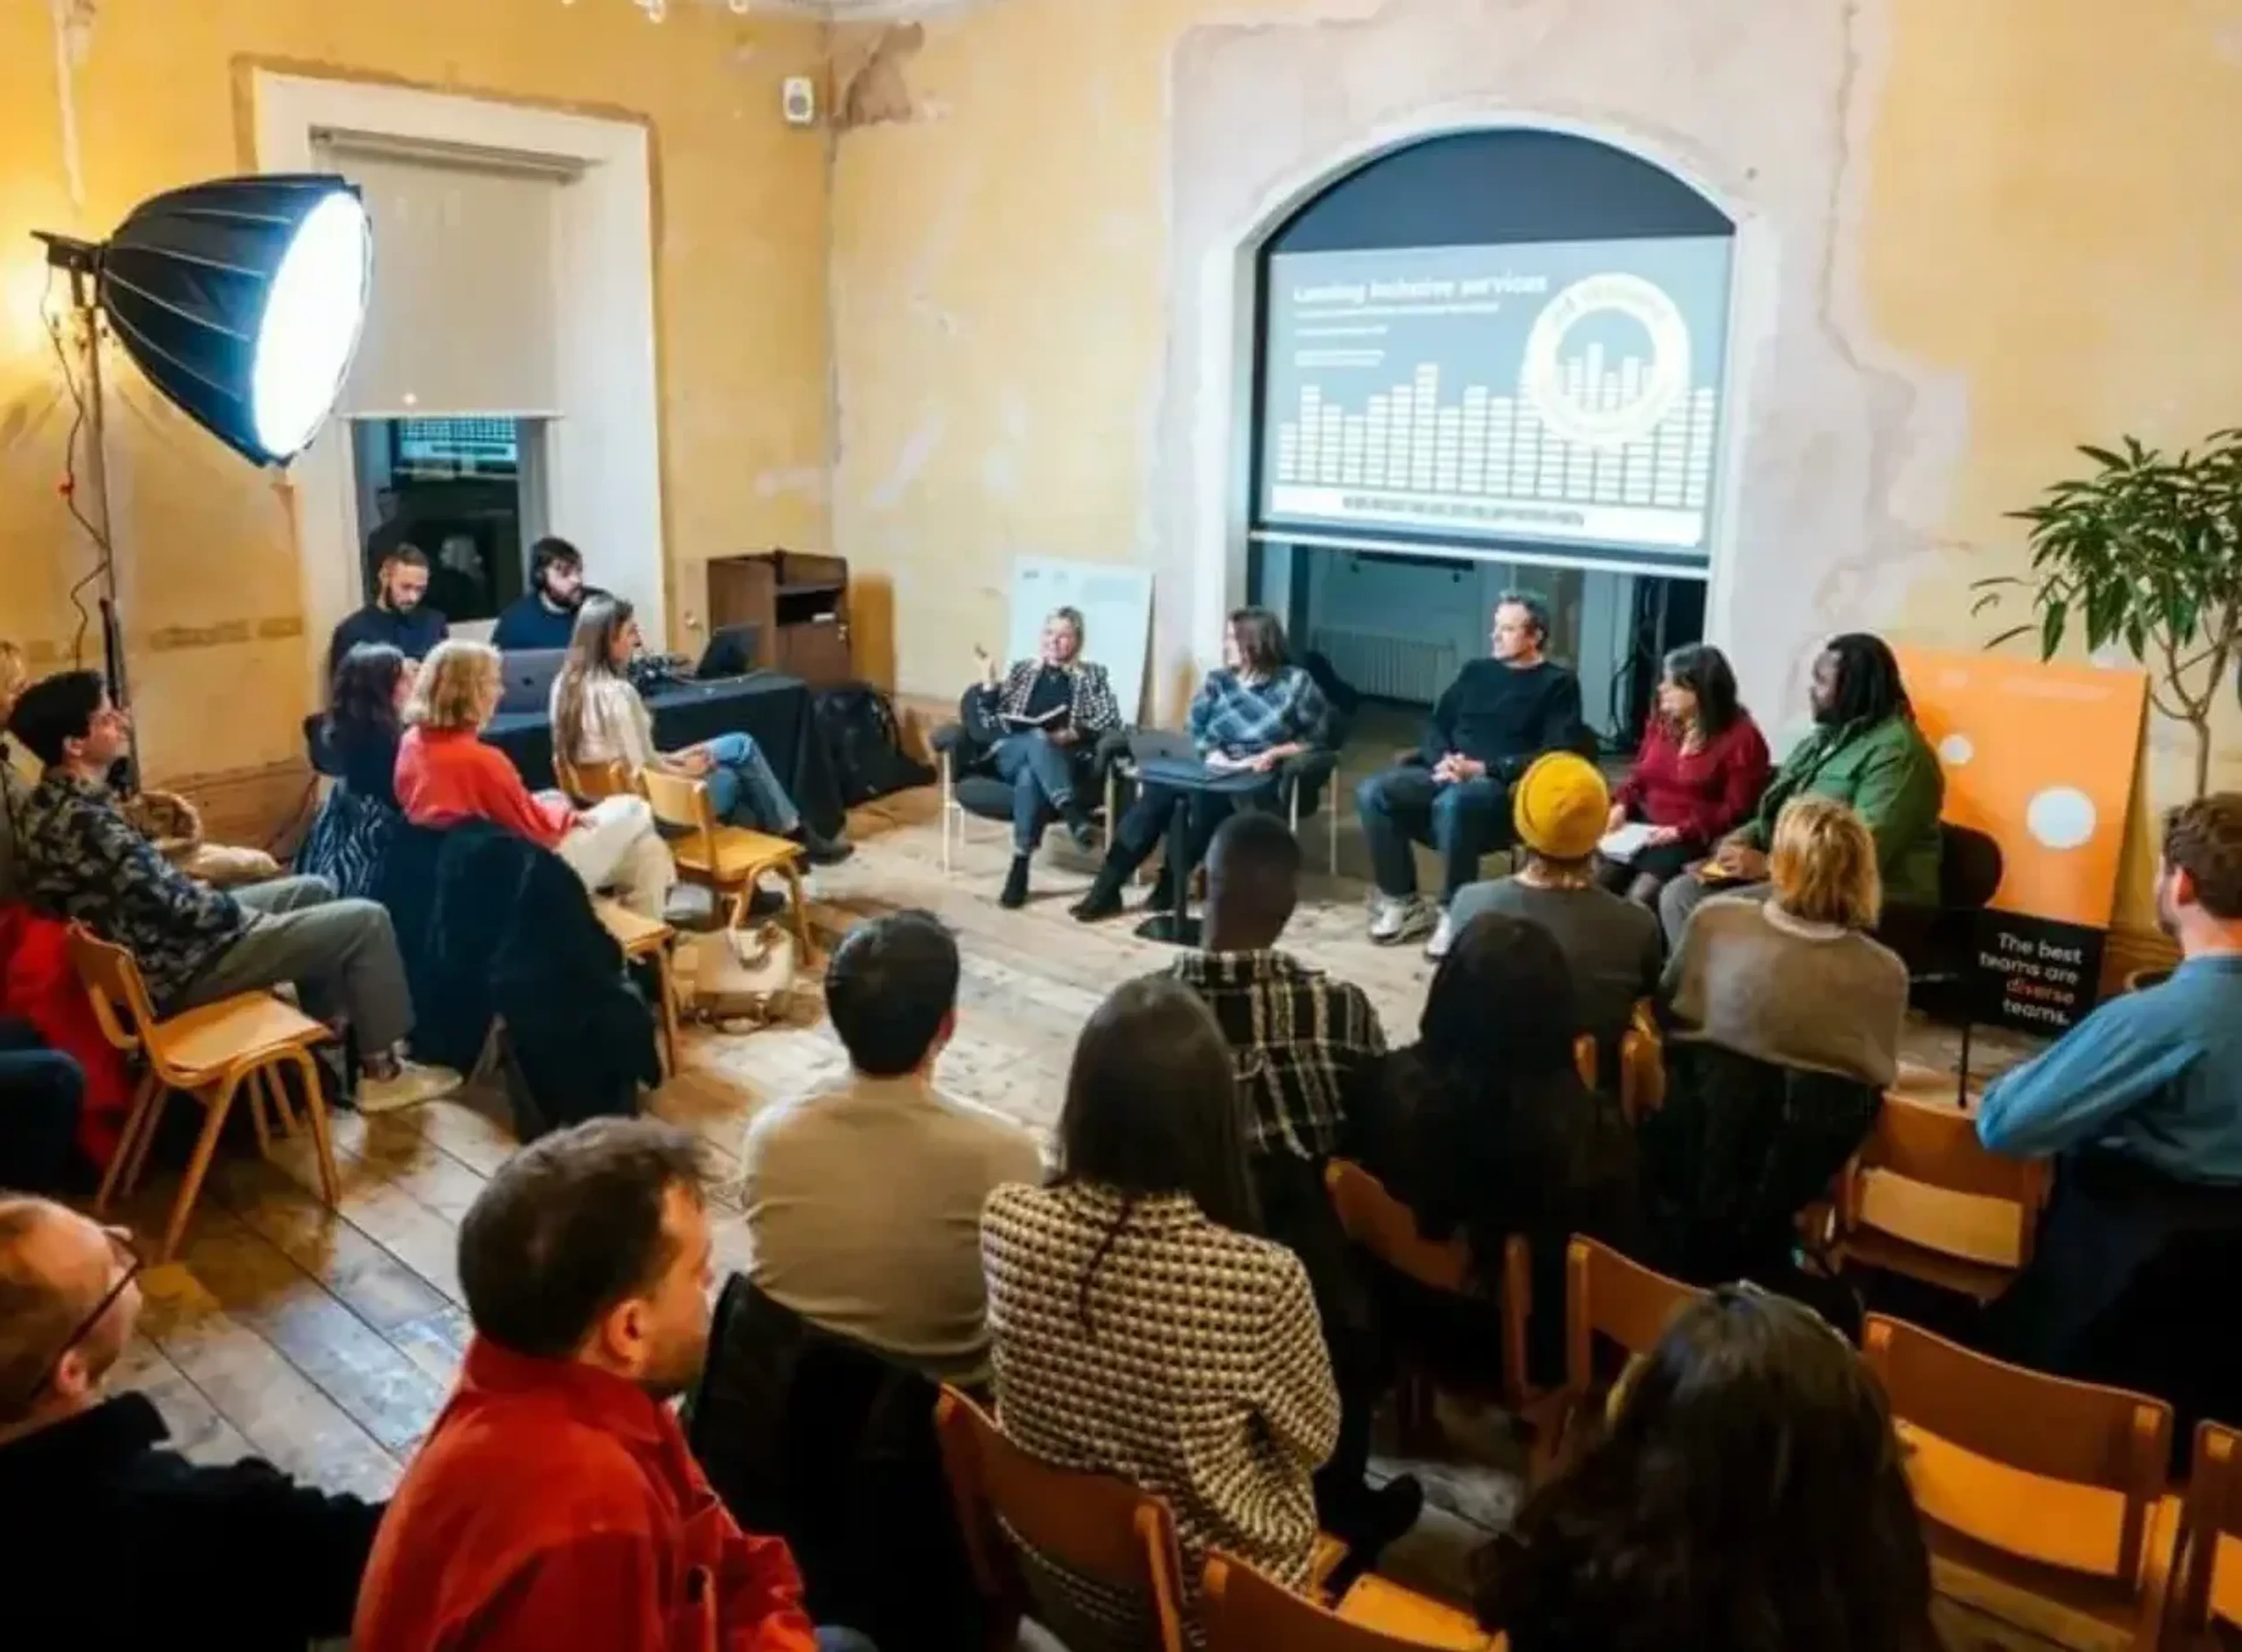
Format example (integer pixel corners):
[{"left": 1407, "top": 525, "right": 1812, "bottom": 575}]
[{"left": 13, "top": 1226, "right": 142, "bottom": 1414}]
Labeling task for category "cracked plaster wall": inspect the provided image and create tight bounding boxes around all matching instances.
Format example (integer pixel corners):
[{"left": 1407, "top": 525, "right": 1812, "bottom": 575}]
[{"left": 831, "top": 0, "right": 2242, "bottom": 925}]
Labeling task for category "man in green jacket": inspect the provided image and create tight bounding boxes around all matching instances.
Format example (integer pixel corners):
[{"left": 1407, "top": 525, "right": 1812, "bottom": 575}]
[{"left": 1658, "top": 632, "right": 1945, "bottom": 945}]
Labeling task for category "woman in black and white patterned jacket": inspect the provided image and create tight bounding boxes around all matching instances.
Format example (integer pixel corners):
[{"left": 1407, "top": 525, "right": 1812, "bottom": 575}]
[{"left": 980, "top": 976, "right": 1337, "bottom": 1647}]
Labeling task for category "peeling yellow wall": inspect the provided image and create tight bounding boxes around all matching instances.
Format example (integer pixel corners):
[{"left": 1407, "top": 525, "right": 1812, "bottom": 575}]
[
  {"left": 828, "top": 0, "right": 2242, "bottom": 930},
  {"left": 0, "top": 0, "right": 830, "bottom": 781}
]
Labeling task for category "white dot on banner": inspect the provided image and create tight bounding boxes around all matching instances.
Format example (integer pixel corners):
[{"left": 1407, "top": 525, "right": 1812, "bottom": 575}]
[
  {"left": 1939, "top": 733, "right": 1975, "bottom": 766},
  {"left": 2027, "top": 786, "right": 2097, "bottom": 851}
]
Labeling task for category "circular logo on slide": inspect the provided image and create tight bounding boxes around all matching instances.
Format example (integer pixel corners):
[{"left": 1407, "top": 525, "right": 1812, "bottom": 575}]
[{"left": 1520, "top": 272, "right": 1692, "bottom": 449}]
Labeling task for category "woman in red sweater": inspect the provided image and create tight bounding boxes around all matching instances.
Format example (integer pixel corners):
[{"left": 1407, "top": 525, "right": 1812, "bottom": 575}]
[
  {"left": 1602, "top": 644, "right": 1770, "bottom": 908},
  {"left": 395, "top": 640, "right": 675, "bottom": 918}
]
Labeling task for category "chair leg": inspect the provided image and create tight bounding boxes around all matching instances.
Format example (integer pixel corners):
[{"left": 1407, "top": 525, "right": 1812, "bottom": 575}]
[
  {"left": 262, "top": 1065, "right": 299, "bottom": 1137},
  {"left": 287, "top": 1049, "right": 343, "bottom": 1211},
  {"left": 778, "top": 862, "right": 814, "bottom": 965},
  {"left": 97, "top": 1069, "right": 163, "bottom": 1214},
  {"left": 940, "top": 753, "right": 954, "bottom": 874},
  {"left": 654, "top": 948, "right": 680, "bottom": 1078},
  {"left": 159, "top": 1074, "right": 242, "bottom": 1264},
  {"left": 245, "top": 1072, "right": 273, "bottom": 1158},
  {"left": 120, "top": 1075, "right": 170, "bottom": 1202},
  {"left": 1329, "top": 786, "right": 1340, "bottom": 877}
]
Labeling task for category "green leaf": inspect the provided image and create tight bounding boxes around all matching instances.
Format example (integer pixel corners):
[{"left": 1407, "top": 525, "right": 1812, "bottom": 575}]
[
  {"left": 1985, "top": 623, "right": 2035, "bottom": 651},
  {"left": 2039, "top": 600, "right": 2069, "bottom": 660}
]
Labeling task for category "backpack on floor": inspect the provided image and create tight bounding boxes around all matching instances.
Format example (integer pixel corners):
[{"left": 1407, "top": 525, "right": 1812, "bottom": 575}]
[{"left": 813, "top": 682, "right": 934, "bottom": 807}]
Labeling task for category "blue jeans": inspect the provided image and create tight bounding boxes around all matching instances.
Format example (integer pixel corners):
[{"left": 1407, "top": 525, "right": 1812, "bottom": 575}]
[
  {"left": 1355, "top": 766, "right": 1509, "bottom": 903},
  {"left": 698, "top": 730, "right": 799, "bottom": 834},
  {"left": 991, "top": 730, "right": 1082, "bottom": 853},
  {"left": 816, "top": 1630, "right": 878, "bottom": 1652}
]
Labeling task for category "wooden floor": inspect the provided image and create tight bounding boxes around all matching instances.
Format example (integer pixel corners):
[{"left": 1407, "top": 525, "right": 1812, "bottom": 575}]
[{"left": 103, "top": 777, "right": 2056, "bottom": 1647}]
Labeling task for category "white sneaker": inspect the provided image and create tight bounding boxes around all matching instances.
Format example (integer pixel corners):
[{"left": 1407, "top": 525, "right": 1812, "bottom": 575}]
[
  {"left": 1368, "top": 894, "right": 1433, "bottom": 946},
  {"left": 1424, "top": 911, "right": 1458, "bottom": 961},
  {"left": 356, "top": 1060, "right": 463, "bottom": 1115}
]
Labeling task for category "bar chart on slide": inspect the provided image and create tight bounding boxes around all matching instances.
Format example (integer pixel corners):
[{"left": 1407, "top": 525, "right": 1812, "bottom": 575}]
[{"left": 1257, "top": 236, "right": 1734, "bottom": 571}]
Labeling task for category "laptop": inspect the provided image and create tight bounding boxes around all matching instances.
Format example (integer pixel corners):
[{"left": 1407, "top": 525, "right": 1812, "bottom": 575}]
[
  {"left": 696, "top": 623, "right": 763, "bottom": 681},
  {"left": 497, "top": 648, "right": 568, "bottom": 717},
  {"left": 1129, "top": 729, "right": 1197, "bottom": 764}
]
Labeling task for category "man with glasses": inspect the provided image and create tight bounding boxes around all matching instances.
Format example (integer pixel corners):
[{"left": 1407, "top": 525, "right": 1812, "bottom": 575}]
[{"left": 0, "top": 1196, "right": 384, "bottom": 1650}]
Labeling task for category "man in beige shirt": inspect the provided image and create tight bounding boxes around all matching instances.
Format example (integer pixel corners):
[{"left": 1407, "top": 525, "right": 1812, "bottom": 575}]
[{"left": 739, "top": 909, "right": 1042, "bottom": 1386}]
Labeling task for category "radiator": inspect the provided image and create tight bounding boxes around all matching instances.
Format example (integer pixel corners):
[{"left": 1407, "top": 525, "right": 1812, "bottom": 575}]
[{"left": 1308, "top": 629, "right": 1458, "bottom": 705}]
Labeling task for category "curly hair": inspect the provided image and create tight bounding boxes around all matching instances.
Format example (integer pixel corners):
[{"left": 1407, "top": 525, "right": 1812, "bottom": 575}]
[
  {"left": 1474, "top": 1285, "right": 1935, "bottom": 1652},
  {"left": 1770, "top": 795, "right": 1882, "bottom": 932},
  {"left": 406, "top": 639, "right": 502, "bottom": 733}
]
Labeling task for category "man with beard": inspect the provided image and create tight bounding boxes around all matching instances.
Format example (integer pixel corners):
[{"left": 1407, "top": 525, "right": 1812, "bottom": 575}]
[
  {"left": 355, "top": 1118, "right": 868, "bottom": 1651},
  {"left": 1656, "top": 631, "right": 1943, "bottom": 945},
  {"left": 491, "top": 535, "right": 591, "bottom": 652},
  {"left": 328, "top": 543, "right": 449, "bottom": 679},
  {"left": 0, "top": 1198, "right": 384, "bottom": 1651}
]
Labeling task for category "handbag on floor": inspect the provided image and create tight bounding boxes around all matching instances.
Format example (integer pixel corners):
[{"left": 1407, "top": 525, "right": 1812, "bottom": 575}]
[{"left": 677, "top": 922, "right": 804, "bottom": 1030}]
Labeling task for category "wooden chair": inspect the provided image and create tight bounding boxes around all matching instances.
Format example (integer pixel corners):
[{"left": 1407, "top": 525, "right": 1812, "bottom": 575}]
[
  {"left": 1618, "top": 999, "right": 1664, "bottom": 1124},
  {"left": 1834, "top": 1092, "right": 2052, "bottom": 1302},
  {"left": 1863, "top": 1313, "right": 2177, "bottom": 1648},
  {"left": 638, "top": 764, "right": 813, "bottom": 961},
  {"left": 1324, "top": 1159, "right": 1540, "bottom": 1428},
  {"left": 1203, "top": 1553, "right": 1495, "bottom": 1651},
  {"left": 67, "top": 925, "right": 339, "bottom": 1263},
  {"left": 553, "top": 752, "right": 636, "bottom": 805},
  {"left": 934, "top": 1386, "right": 1189, "bottom": 1652},
  {"left": 2169, "top": 1420, "right": 2242, "bottom": 1648},
  {"left": 592, "top": 897, "right": 678, "bottom": 1078},
  {"left": 1557, "top": 1236, "right": 1703, "bottom": 1465}
]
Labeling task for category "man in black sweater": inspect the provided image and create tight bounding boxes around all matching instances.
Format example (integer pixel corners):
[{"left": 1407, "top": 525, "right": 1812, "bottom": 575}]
[
  {"left": 0, "top": 1196, "right": 385, "bottom": 1651},
  {"left": 1355, "top": 591, "right": 1585, "bottom": 959}
]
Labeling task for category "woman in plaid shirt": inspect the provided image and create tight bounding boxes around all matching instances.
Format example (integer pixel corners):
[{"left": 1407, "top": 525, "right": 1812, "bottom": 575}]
[{"left": 1072, "top": 608, "right": 1331, "bottom": 923}]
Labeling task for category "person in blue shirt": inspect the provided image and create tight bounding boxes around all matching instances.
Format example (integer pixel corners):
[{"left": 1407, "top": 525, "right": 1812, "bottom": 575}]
[
  {"left": 490, "top": 537, "right": 589, "bottom": 653},
  {"left": 1977, "top": 793, "right": 2242, "bottom": 1381}
]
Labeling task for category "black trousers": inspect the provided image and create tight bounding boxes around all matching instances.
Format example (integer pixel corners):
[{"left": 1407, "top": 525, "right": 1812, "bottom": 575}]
[
  {"left": 1103, "top": 773, "right": 1282, "bottom": 885},
  {"left": 0, "top": 1019, "right": 86, "bottom": 1195}
]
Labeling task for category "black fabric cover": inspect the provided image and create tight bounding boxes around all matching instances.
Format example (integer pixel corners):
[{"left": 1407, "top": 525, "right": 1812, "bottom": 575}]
[{"left": 812, "top": 682, "right": 936, "bottom": 807}]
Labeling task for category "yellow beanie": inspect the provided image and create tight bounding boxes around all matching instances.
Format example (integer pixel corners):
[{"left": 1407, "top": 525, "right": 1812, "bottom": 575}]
[{"left": 1512, "top": 751, "right": 1610, "bottom": 862}]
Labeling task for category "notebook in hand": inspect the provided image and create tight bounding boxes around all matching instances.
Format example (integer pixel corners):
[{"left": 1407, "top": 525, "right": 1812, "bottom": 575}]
[
  {"left": 999, "top": 704, "right": 1067, "bottom": 729},
  {"left": 1598, "top": 821, "right": 1657, "bottom": 863}
]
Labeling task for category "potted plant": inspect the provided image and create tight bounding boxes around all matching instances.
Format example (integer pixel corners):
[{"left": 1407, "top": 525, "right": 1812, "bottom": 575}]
[{"left": 1973, "top": 428, "right": 2242, "bottom": 988}]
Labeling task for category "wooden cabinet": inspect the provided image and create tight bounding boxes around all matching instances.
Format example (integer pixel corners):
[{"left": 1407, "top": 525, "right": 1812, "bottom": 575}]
[{"left": 704, "top": 550, "right": 852, "bottom": 686}]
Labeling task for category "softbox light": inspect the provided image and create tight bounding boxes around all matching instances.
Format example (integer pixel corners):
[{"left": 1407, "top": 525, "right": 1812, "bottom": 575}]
[{"left": 39, "top": 174, "right": 372, "bottom": 468}]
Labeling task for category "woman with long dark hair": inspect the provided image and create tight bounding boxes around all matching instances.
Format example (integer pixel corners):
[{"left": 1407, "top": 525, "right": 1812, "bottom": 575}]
[
  {"left": 549, "top": 595, "right": 848, "bottom": 862},
  {"left": 1474, "top": 1285, "right": 1937, "bottom": 1652},
  {"left": 981, "top": 977, "right": 1336, "bottom": 1637},
  {"left": 295, "top": 642, "right": 410, "bottom": 898},
  {"left": 1603, "top": 643, "right": 1770, "bottom": 909}
]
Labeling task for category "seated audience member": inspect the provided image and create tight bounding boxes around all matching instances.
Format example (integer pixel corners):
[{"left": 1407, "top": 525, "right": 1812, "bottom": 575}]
[
  {"left": 966, "top": 605, "right": 1123, "bottom": 909},
  {"left": 1168, "top": 811, "right": 1418, "bottom": 1564},
  {"left": 1977, "top": 796, "right": 2242, "bottom": 1374},
  {"left": 1659, "top": 632, "right": 1942, "bottom": 946},
  {"left": 296, "top": 642, "right": 409, "bottom": 901},
  {"left": 0, "top": 1021, "right": 84, "bottom": 1193},
  {"left": 1071, "top": 606, "right": 1331, "bottom": 923},
  {"left": 1356, "top": 593, "right": 1586, "bottom": 958},
  {"left": 490, "top": 535, "right": 589, "bottom": 653},
  {"left": 740, "top": 910, "right": 1040, "bottom": 1385},
  {"left": 982, "top": 977, "right": 1338, "bottom": 1634},
  {"left": 1660, "top": 795, "right": 1907, "bottom": 1089},
  {"left": 1603, "top": 643, "right": 1771, "bottom": 908},
  {"left": 9, "top": 671, "right": 456, "bottom": 1114},
  {"left": 553, "top": 594, "right": 851, "bottom": 864},
  {"left": 1, "top": 640, "right": 30, "bottom": 904},
  {"left": 1473, "top": 1285, "right": 1934, "bottom": 1652},
  {"left": 0, "top": 1196, "right": 384, "bottom": 1652},
  {"left": 1449, "top": 753, "right": 1662, "bottom": 1065},
  {"left": 1351, "top": 912, "right": 1637, "bottom": 1379},
  {"left": 326, "top": 545, "right": 447, "bottom": 681},
  {"left": 354, "top": 1118, "right": 867, "bottom": 1652},
  {"left": 395, "top": 639, "right": 676, "bottom": 919}
]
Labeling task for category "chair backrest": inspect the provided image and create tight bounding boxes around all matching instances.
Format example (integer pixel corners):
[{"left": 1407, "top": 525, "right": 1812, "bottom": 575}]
[
  {"left": 1202, "top": 1553, "right": 1485, "bottom": 1651},
  {"left": 557, "top": 752, "right": 636, "bottom": 805},
  {"left": 1841, "top": 1093, "right": 2051, "bottom": 1268},
  {"left": 1619, "top": 999, "right": 1664, "bottom": 1123},
  {"left": 2175, "top": 1420, "right": 2242, "bottom": 1639},
  {"left": 1324, "top": 1159, "right": 1534, "bottom": 1404},
  {"left": 1564, "top": 1236, "right": 1703, "bottom": 1404},
  {"left": 64, "top": 923, "right": 157, "bottom": 1058},
  {"left": 639, "top": 764, "right": 723, "bottom": 865},
  {"left": 1572, "top": 1033, "right": 1596, "bottom": 1092},
  {"left": 1863, "top": 1314, "right": 2171, "bottom": 1597},
  {"left": 1940, "top": 823, "right": 2006, "bottom": 912},
  {"left": 934, "top": 1386, "right": 1189, "bottom": 1652}
]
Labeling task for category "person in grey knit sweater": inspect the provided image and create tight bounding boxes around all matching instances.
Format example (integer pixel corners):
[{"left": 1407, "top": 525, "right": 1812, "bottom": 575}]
[{"left": 1659, "top": 794, "right": 1907, "bottom": 1088}]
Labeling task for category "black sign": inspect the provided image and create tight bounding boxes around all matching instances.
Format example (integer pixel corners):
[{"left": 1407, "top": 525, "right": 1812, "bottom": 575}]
[{"left": 1973, "top": 911, "right": 2107, "bottom": 1034}]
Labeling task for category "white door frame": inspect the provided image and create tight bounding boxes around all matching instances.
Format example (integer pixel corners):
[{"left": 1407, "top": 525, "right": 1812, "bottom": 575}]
[{"left": 253, "top": 72, "right": 666, "bottom": 701}]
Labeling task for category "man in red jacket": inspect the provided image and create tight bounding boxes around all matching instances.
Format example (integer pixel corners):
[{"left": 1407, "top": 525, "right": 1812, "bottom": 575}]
[{"left": 354, "top": 1117, "right": 873, "bottom": 1652}]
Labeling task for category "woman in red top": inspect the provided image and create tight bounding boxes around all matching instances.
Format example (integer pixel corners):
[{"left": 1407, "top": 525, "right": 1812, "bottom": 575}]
[
  {"left": 395, "top": 639, "right": 676, "bottom": 918},
  {"left": 1601, "top": 644, "right": 1770, "bottom": 908}
]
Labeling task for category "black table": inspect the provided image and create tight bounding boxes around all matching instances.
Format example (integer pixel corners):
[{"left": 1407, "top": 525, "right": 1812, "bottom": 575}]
[{"left": 308, "top": 673, "right": 846, "bottom": 839}]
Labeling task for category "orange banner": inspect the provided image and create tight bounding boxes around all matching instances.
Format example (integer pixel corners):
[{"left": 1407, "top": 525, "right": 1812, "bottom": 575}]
[{"left": 1893, "top": 646, "right": 2147, "bottom": 929}]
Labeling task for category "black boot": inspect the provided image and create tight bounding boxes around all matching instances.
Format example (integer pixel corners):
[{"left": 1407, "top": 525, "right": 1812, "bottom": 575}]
[
  {"left": 1144, "top": 863, "right": 1179, "bottom": 913},
  {"left": 1320, "top": 1475, "right": 1426, "bottom": 1599},
  {"left": 1070, "top": 863, "right": 1127, "bottom": 923},
  {"left": 796, "top": 824, "right": 854, "bottom": 866},
  {"left": 1000, "top": 855, "right": 1031, "bottom": 910},
  {"left": 1059, "top": 801, "right": 1099, "bottom": 851}
]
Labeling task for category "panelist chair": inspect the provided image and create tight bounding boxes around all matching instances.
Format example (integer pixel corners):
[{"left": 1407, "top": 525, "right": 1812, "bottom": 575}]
[{"left": 928, "top": 722, "right": 1134, "bottom": 876}]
